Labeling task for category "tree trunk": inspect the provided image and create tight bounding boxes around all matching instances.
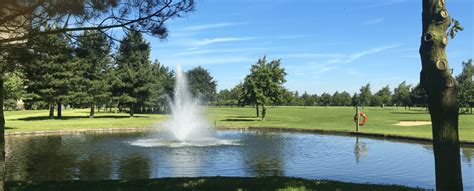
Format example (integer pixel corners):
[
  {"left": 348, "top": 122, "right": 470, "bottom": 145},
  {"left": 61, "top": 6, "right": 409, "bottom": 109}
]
[
  {"left": 261, "top": 104, "right": 266, "bottom": 120},
  {"left": 57, "top": 100, "right": 62, "bottom": 118},
  {"left": 130, "top": 104, "right": 134, "bottom": 117},
  {"left": 90, "top": 102, "right": 95, "bottom": 118},
  {"left": 49, "top": 103, "right": 54, "bottom": 119},
  {"left": 420, "top": 0, "right": 463, "bottom": 190},
  {"left": 0, "top": 73, "right": 5, "bottom": 191},
  {"left": 255, "top": 103, "right": 259, "bottom": 118}
]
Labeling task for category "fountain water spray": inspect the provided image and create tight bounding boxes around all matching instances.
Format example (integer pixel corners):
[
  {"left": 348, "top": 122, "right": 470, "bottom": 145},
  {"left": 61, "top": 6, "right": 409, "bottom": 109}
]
[
  {"left": 163, "top": 63, "right": 210, "bottom": 141},
  {"left": 129, "top": 63, "right": 240, "bottom": 147}
]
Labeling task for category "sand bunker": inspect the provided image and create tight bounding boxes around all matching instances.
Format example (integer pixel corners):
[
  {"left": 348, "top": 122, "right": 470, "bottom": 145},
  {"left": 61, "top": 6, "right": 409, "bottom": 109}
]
[{"left": 394, "top": 121, "right": 432, "bottom": 126}]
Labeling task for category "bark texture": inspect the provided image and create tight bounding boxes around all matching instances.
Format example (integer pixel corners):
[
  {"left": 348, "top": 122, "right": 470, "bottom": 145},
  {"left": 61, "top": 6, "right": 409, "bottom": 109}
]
[
  {"left": 0, "top": 74, "right": 5, "bottom": 191},
  {"left": 420, "top": 0, "right": 463, "bottom": 190}
]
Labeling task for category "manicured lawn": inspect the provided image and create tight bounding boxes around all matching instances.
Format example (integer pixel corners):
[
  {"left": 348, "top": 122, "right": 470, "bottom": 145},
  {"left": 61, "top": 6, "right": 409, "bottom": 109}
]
[
  {"left": 4, "top": 106, "right": 474, "bottom": 142},
  {"left": 7, "top": 176, "right": 422, "bottom": 191},
  {"left": 207, "top": 106, "right": 474, "bottom": 142},
  {"left": 4, "top": 109, "right": 166, "bottom": 133}
]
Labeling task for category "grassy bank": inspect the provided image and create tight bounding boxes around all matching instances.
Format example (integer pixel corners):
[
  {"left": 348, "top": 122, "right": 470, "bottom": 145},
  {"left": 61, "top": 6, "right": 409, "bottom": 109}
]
[
  {"left": 7, "top": 176, "right": 422, "bottom": 191},
  {"left": 4, "top": 106, "right": 474, "bottom": 142},
  {"left": 4, "top": 109, "right": 165, "bottom": 133},
  {"left": 208, "top": 106, "right": 474, "bottom": 142}
]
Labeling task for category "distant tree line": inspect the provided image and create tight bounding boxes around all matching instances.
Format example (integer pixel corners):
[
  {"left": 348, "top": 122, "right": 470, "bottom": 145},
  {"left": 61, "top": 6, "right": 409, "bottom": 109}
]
[
  {"left": 216, "top": 59, "right": 473, "bottom": 114},
  {"left": 4, "top": 30, "right": 217, "bottom": 118}
]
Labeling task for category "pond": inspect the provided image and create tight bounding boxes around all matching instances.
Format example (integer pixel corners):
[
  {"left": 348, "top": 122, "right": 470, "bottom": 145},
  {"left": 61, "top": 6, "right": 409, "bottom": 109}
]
[{"left": 5, "top": 130, "right": 474, "bottom": 190}]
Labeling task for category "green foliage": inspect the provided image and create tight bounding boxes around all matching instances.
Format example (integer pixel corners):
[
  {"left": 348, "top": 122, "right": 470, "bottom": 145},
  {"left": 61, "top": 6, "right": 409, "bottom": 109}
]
[
  {"left": 146, "top": 60, "right": 174, "bottom": 113},
  {"left": 358, "top": 83, "right": 372, "bottom": 107},
  {"left": 393, "top": 81, "right": 411, "bottom": 108},
  {"left": 372, "top": 85, "right": 392, "bottom": 106},
  {"left": 456, "top": 59, "right": 473, "bottom": 113},
  {"left": 74, "top": 30, "right": 112, "bottom": 115},
  {"left": 240, "top": 56, "right": 287, "bottom": 119},
  {"left": 113, "top": 30, "right": 154, "bottom": 116},
  {"left": 448, "top": 19, "right": 464, "bottom": 39},
  {"left": 186, "top": 66, "right": 217, "bottom": 104},
  {"left": 24, "top": 31, "right": 74, "bottom": 109},
  {"left": 410, "top": 84, "right": 428, "bottom": 107},
  {"left": 3, "top": 72, "right": 25, "bottom": 110}
]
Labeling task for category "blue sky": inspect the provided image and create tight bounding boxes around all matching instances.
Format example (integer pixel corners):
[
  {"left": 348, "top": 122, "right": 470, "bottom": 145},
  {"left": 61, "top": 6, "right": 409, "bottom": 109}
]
[{"left": 146, "top": 0, "right": 473, "bottom": 94}]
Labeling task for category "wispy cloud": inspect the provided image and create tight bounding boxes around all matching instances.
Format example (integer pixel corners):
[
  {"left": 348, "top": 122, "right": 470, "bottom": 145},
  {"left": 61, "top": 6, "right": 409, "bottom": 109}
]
[
  {"left": 192, "top": 37, "right": 255, "bottom": 46},
  {"left": 182, "top": 22, "right": 245, "bottom": 31},
  {"left": 364, "top": 18, "right": 384, "bottom": 25},
  {"left": 278, "top": 53, "right": 345, "bottom": 59},
  {"left": 160, "top": 56, "right": 254, "bottom": 67},
  {"left": 361, "top": 0, "right": 407, "bottom": 9},
  {"left": 173, "top": 47, "right": 268, "bottom": 56},
  {"left": 287, "top": 44, "right": 402, "bottom": 77},
  {"left": 343, "top": 44, "right": 401, "bottom": 64}
]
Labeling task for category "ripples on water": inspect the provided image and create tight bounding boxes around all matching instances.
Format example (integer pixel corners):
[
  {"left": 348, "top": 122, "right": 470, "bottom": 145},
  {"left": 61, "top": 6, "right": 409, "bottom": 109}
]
[{"left": 5, "top": 130, "right": 474, "bottom": 190}]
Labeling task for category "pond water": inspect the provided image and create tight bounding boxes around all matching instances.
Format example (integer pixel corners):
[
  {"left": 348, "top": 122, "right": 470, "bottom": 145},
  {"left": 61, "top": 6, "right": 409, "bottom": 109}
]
[{"left": 5, "top": 130, "right": 474, "bottom": 190}]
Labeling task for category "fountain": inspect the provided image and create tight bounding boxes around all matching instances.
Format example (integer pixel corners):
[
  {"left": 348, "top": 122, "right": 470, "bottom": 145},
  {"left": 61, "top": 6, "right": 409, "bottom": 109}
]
[{"left": 130, "top": 63, "right": 239, "bottom": 147}]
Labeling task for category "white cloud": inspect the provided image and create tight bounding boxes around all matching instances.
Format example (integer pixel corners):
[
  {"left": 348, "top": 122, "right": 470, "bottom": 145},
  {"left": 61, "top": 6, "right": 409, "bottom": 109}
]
[
  {"left": 182, "top": 22, "right": 245, "bottom": 31},
  {"left": 192, "top": 37, "right": 255, "bottom": 46},
  {"left": 173, "top": 47, "right": 268, "bottom": 56},
  {"left": 286, "top": 44, "right": 402, "bottom": 78},
  {"left": 364, "top": 18, "right": 384, "bottom": 25}
]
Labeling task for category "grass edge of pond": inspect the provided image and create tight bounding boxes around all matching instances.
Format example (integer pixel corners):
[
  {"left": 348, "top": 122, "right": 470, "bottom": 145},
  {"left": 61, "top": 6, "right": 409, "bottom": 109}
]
[{"left": 6, "top": 176, "right": 425, "bottom": 191}]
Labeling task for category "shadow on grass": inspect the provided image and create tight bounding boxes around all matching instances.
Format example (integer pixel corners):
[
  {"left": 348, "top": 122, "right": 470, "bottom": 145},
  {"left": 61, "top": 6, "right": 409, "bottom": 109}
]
[
  {"left": 222, "top": 118, "right": 261, "bottom": 122},
  {"left": 16, "top": 115, "right": 148, "bottom": 121},
  {"left": 6, "top": 176, "right": 422, "bottom": 191},
  {"left": 5, "top": 126, "right": 16, "bottom": 130},
  {"left": 390, "top": 111, "right": 429, "bottom": 115}
]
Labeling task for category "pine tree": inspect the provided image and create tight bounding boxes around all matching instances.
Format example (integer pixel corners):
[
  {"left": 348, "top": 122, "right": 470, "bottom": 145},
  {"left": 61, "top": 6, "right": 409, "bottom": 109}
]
[
  {"left": 75, "top": 31, "right": 112, "bottom": 118},
  {"left": 24, "top": 31, "right": 74, "bottom": 119},
  {"left": 114, "top": 30, "right": 153, "bottom": 117}
]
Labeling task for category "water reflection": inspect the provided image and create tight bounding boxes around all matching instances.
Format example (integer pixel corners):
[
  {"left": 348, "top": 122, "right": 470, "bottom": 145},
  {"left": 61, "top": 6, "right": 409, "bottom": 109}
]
[
  {"left": 241, "top": 131, "right": 284, "bottom": 176},
  {"left": 354, "top": 137, "right": 368, "bottom": 163},
  {"left": 4, "top": 131, "right": 474, "bottom": 190}
]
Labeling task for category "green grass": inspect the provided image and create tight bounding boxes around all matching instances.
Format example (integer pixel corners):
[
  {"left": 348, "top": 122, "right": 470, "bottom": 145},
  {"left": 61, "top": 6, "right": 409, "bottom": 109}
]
[
  {"left": 4, "top": 109, "right": 166, "bottom": 133},
  {"left": 7, "top": 176, "right": 422, "bottom": 191},
  {"left": 4, "top": 106, "right": 474, "bottom": 142},
  {"left": 208, "top": 106, "right": 474, "bottom": 142}
]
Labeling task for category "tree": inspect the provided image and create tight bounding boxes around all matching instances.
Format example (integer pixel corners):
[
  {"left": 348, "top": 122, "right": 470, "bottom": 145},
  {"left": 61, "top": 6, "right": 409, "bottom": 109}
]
[
  {"left": 187, "top": 66, "right": 217, "bottom": 104},
  {"left": 24, "top": 32, "right": 74, "bottom": 119},
  {"left": 393, "top": 81, "right": 411, "bottom": 109},
  {"left": 147, "top": 60, "right": 174, "bottom": 113},
  {"left": 410, "top": 83, "right": 428, "bottom": 108},
  {"left": 351, "top": 93, "right": 360, "bottom": 106},
  {"left": 113, "top": 30, "right": 153, "bottom": 117},
  {"left": 319, "top": 93, "right": 332, "bottom": 106},
  {"left": 75, "top": 31, "right": 112, "bottom": 118},
  {"left": 0, "top": 1, "right": 195, "bottom": 190},
  {"left": 358, "top": 83, "right": 372, "bottom": 107},
  {"left": 3, "top": 72, "right": 24, "bottom": 110},
  {"left": 372, "top": 85, "right": 392, "bottom": 107},
  {"left": 241, "top": 56, "right": 286, "bottom": 120},
  {"left": 420, "top": 0, "right": 464, "bottom": 190},
  {"left": 456, "top": 59, "right": 473, "bottom": 113}
]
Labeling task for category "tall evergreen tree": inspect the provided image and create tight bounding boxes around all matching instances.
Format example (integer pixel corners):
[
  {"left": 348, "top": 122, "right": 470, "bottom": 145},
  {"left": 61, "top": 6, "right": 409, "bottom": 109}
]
[
  {"left": 114, "top": 30, "right": 153, "bottom": 117},
  {"left": 24, "top": 31, "right": 74, "bottom": 119},
  {"left": 75, "top": 31, "right": 112, "bottom": 118}
]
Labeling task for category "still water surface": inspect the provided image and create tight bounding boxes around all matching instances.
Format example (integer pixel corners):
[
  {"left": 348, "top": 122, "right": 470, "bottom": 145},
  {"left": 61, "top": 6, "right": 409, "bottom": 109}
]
[{"left": 5, "top": 130, "right": 474, "bottom": 190}]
